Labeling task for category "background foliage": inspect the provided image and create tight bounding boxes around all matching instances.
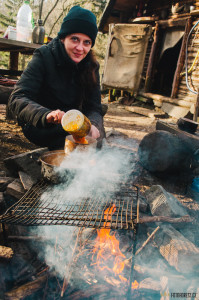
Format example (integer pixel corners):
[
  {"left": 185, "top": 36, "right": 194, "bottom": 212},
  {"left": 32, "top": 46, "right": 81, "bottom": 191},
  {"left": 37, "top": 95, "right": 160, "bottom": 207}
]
[{"left": 0, "top": 0, "right": 108, "bottom": 75}]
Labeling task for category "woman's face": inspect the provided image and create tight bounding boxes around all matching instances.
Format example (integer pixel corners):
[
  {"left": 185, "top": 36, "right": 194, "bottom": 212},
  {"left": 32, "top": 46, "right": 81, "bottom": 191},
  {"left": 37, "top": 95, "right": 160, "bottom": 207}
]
[{"left": 62, "top": 33, "right": 92, "bottom": 63}]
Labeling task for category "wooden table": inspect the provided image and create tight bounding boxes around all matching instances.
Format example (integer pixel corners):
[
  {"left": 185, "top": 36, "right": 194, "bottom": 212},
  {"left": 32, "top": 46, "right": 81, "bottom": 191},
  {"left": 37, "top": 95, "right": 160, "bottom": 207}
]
[{"left": 0, "top": 38, "right": 42, "bottom": 76}]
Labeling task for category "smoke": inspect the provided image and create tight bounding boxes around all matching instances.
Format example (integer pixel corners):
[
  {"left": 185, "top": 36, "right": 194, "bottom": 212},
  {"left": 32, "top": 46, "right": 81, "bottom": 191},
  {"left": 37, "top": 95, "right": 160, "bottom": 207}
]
[{"left": 31, "top": 137, "right": 139, "bottom": 281}]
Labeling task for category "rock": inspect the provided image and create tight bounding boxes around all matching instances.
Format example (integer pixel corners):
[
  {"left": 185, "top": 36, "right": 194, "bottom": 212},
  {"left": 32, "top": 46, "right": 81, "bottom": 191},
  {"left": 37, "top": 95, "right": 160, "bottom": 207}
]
[
  {"left": 0, "top": 177, "right": 15, "bottom": 192},
  {"left": 18, "top": 171, "right": 35, "bottom": 190},
  {"left": 4, "top": 148, "right": 48, "bottom": 183},
  {"left": 6, "top": 179, "right": 26, "bottom": 199},
  {"left": 0, "top": 192, "right": 5, "bottom": 210},
  {"left": 138, "top": 130, "right": 192, "bottom": 173},
  {"left": 145, "top": 185, "right": 187, "bottom": 217},
  {"left": 0, "top": 171, "right": 6, "bottom": 177}
]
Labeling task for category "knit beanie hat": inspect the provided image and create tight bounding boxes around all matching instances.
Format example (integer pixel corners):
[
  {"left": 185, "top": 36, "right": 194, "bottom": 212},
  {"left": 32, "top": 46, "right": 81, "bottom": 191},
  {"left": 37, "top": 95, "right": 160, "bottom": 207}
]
[{"left": 58, "top": 6, "right": 98, "bottom": 46}]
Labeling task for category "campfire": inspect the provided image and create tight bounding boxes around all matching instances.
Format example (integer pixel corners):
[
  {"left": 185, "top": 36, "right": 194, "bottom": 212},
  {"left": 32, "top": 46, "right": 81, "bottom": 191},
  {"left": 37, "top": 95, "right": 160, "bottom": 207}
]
[
  {"left": 91, "top": 205, "right": 129, "bottom": 284},
  {"left": 0, "top": 134, "right": 199, "bottom": 299}
]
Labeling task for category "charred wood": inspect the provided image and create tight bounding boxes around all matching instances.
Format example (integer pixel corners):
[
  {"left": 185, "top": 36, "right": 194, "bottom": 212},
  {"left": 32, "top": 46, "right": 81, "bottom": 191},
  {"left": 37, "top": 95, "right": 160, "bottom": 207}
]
[
  {"left": 7, "top": 235, "right": 55, "bottom": 244},
  {"left": 4, "top": 274, "right": 48, "bottom": 300},
  {"left": 66, "top": 284, "right": 117, "bottom": 300},
  {"left": 135, "top": 226, "right": 160, "bottom": 255}
]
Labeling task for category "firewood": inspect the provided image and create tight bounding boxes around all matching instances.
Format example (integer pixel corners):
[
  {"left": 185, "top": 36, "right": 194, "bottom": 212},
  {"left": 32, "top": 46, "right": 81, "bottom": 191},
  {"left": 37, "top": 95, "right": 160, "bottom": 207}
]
[
  {"left": 153, "top": 225, "right": 199, "bottom": 274},
  {"left": 67, "top": 284, "right": 115, "bottom": 300},
  {"left": 61, "top": 228, "right": 81, "bottom": 297},
  {"left": 134, "top": 264, "right": 185, "bottom": 281},
  {"left": 136, "top": 215, "right": 194, "bottom": 224},
  {"left": 125, "top": 106, "right": 165, "bottom": 118},
  {"left": 139, "top": 277, "right": 161, "bottom": 291},
  {"left": 0, "top": 245, "right": 13, "bottom": 260},
  {"left": 7, "top": 235, "right": 54, "bottom": 243},
  {"left": 135, "top": 226, "right": 160, "bottom": 256},
  {"left": 4, "top": 274, "right": 47, "bottom": 299},
  {"left": 145, "top": 185, "right": 187, "bottom": 217}
]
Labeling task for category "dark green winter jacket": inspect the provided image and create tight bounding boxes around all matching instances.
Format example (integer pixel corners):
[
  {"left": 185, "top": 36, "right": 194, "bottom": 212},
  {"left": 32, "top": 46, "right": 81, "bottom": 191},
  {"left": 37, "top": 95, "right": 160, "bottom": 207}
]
[{"left": 8, "top": 37, "right": 103, "bottom": 133}]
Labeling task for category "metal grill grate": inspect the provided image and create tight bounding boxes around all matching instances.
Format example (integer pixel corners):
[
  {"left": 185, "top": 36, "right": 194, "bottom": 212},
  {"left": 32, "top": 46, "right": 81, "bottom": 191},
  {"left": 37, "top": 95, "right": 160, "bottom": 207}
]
[{"left": 0, "top": 180, "right": 138, "bottom": 229}]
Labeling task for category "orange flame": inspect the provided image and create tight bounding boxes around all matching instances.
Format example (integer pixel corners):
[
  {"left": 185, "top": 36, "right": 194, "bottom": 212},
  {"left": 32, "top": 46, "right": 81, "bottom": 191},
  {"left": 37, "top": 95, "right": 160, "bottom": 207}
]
[
  {"left": 131, "top": 280, "right": 139, "bottom": 290},
  {"left": 91, "top": 205, "right": 128, "bottom": 283}
]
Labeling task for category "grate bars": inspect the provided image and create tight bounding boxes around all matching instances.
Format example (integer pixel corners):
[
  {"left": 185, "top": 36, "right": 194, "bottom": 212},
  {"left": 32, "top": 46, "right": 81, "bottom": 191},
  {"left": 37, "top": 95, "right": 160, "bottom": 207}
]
[{"left": 0, "top": 180, "right": 138, "bottom": 229}]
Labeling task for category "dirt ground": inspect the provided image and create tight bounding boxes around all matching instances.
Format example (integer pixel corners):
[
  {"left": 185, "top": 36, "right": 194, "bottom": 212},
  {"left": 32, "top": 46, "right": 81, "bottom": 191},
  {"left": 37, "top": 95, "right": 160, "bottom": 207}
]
[
  {"left": 1, "top": 99, "right": 191, "bottom": 195},
  {"left": 0, "top": 101, "right": 158, "bottom": 173},
  {"left": 0, "top": 104, "right": 38, "bottom": 174}
]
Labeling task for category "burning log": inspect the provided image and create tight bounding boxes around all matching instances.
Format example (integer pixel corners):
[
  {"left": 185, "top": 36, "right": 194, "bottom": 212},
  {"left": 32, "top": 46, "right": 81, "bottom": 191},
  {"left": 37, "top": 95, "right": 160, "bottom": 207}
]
[
  {"left": 153, "top": 225, "right": 199, "bottom": 274},
  {"left": 0, "top": 245, "right": 13, "bottom": 260},
  {"left": 4, "top": 274, "right": 48, "bottom": 299}
]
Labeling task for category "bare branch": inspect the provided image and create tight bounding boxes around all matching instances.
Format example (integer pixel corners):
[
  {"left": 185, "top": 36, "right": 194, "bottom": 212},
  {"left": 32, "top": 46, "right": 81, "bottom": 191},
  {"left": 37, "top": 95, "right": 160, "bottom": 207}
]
[{"left": 43, "top": 0, "right": 59, "bottom": 26}]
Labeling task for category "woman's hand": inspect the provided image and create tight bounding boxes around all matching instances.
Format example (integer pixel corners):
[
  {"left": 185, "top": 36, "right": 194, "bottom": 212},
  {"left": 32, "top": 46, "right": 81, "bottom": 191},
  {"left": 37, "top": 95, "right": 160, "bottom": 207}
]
[
  {"left": 88, "top": 124, "right": 100, "bottom": 139},
  {"left": 46, "top": 110, "right": 65, "bottom": 124}
]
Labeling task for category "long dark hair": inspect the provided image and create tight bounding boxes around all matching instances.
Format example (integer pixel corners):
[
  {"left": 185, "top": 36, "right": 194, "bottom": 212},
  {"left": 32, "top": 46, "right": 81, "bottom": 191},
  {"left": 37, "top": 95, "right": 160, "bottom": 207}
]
[{"left": 79, "top": 50, "right": 99, "bottom": 92}]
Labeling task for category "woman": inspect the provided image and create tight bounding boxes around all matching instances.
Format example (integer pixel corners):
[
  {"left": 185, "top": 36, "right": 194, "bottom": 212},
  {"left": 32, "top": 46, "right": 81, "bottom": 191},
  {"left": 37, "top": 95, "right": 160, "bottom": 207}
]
[{"left": 8, "top": 6, "right": 105, "bottom": 149}]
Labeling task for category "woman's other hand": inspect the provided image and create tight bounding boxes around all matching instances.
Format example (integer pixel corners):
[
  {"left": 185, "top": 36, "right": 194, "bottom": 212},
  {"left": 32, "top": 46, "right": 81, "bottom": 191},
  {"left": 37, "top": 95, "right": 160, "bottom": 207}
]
[
  {"left": 88, "top": 124, "right": 100, "bottom": 139},
  {"left": 46, "top": 110, "right": 65, "bottom": 124}
]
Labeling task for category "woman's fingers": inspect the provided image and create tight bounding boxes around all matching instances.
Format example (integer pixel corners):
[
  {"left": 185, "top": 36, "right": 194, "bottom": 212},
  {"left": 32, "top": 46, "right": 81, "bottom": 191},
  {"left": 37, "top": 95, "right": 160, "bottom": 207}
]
[
  {"left": 46, "top": 110, "right": 65, "bottom": 124},
  {"left": 88, "top": 125, "right": 100, "bottom": 139}
]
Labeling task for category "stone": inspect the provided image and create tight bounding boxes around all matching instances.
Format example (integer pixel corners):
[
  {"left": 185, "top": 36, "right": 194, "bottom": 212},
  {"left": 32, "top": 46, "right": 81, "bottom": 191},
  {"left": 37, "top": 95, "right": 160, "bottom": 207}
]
[
  {"left": 6, "top": 179, "right": 26, "bottom": 199},
  {"left": 4, "top": 148, "right": 48, "bottom": 183},
  {"left": 138, "top": 130, "right": 192, "bottom": 173},
  {"left": 18, "top": 171, "right": 35, "bottom": 190},
  {"left": 0, "top": 177, "right": 15, "bottom": 192},
  {"left": 0, "top": 192, "right": 5, "bottom": 211}
]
